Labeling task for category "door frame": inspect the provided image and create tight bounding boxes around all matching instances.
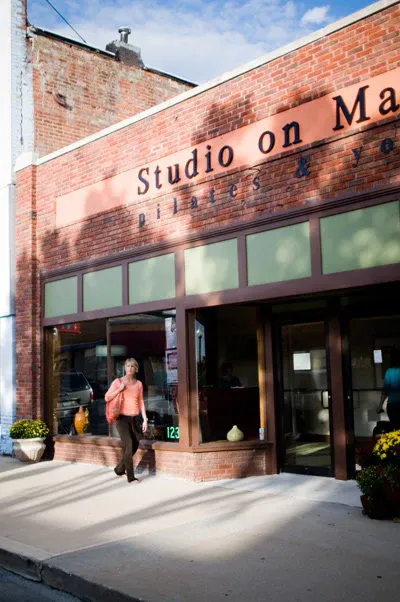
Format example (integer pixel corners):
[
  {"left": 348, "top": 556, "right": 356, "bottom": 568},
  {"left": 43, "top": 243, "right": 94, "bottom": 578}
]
[
  {"left": 341, "top": 297, "right": 400, "bottom": 479},
  {"left": 273, "top": 307, "right": 336, "bottom": 478}
]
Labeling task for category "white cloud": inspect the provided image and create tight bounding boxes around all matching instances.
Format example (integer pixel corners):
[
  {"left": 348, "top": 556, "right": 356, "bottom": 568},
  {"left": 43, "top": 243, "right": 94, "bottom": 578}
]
[
  {"left": 27, "top": 0, "right": 339, "bottom": 83},
  {"left": 300, "top": 5, "right": 331, "bottom": 26}
]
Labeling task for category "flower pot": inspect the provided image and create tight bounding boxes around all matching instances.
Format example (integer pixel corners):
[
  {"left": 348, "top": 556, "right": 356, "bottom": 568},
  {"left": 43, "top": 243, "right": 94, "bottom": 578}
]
[
  {"left": 387, "top": 493, "right": 400, "bottom": 517},
  {"left": 13, "top": 438, "right": 46, "bottom": 463},
  {"left": 381, "top": 483, "right": 400, "bottom": 517},
  {"left": 360, "top": 494, "right": 391, "bottom": 520}
]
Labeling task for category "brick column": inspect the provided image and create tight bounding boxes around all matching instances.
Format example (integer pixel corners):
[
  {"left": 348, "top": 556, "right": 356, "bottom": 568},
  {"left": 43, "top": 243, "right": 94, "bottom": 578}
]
[{"left": 15, "top": 164, "right": 41, "bottom": 419}]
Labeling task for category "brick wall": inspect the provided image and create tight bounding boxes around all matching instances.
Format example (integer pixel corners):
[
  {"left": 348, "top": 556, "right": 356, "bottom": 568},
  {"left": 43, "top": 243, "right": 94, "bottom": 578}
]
[
  {"left": 28, "top": 3, "right": 400, "bottom": 271},
  {"left": 15, "top": 164, "right": 41, "bottom": 419},
  {"left": 31, "top": 33, "right": 194, "bottom": 158},
  {"left": 14, "top": 3, "right": 400, "bottom": 432},
  {"left": 53, "top": 437, "right": 272, "bottom": 481}
]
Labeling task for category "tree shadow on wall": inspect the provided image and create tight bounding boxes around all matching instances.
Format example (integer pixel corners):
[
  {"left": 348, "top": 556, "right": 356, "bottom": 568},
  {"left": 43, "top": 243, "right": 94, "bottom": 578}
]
[
  {"left": 41, "top": 178, "right": 138, "bottom": 264},
  {"left": 184, "top": 78, "right": 399, "bottom": 290},
  {"left": 16, "top": 67, "right": 399, "bottom": 486}
]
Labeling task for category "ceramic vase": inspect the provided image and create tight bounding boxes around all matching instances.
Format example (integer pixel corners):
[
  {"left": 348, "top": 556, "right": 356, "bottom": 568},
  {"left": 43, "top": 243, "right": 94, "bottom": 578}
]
[
  {"left": 74, "top": 406, "right": 87, "bottom": 435},
  {"left": 227, "top": 425, "right": 244, "bottom": 442},
  {"left": 13, "top": 438, "right": 46, "bottom": 462}
]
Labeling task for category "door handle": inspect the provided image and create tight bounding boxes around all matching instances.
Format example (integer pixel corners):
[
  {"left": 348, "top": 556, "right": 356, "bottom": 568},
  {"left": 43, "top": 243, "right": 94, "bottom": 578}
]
[{"left": 321, "top": 390, "right": 330, "bottom": 408}]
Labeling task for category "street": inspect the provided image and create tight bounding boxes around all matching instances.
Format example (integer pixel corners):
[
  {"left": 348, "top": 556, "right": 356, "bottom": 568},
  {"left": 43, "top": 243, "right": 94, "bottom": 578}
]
[{"left": 0, "top": 568, "right": 83, "bottom": 602}]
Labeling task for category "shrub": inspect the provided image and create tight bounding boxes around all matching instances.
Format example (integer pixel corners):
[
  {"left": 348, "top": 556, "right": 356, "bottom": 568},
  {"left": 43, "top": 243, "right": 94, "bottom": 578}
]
[
  {"left": 373, "top": 430, "right": 400, "bottom": 463},
  {"left": 356, "top": 430, "right": 400, "bottom": 502},
  {"left": 384, "top": 463, "right": 400, "bottom": 492},
  {"left": 9, "top": 419, "right": 50, "bottom": 439},
  {"left": 356, "top": 464, "right": 386, "bottom": 499},
  {"left": 355, "top": 440, "right": 378, "bottom": 468}
]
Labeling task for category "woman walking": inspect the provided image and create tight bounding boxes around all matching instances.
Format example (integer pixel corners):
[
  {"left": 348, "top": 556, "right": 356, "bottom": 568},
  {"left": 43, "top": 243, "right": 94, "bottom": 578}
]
[{"left": 105, "top": 358, "right": 148, "bottom": 483}]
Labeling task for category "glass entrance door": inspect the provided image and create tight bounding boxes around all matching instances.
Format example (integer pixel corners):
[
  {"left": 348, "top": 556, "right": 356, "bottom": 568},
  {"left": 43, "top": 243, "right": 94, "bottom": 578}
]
[
  {"left": 279, "top": 321, "right": 333, "bottom": 476},
  {"left": 348, "top": 314, "right": 400, "bottom": 466}
]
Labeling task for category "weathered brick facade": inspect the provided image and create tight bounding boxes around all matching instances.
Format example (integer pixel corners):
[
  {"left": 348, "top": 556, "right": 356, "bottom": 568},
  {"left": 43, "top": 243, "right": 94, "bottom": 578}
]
[
  {"left": 30, "top": 30, "right": 194, "bottom": 158},
  {"left": 27, "top": 3, "right": 399, "bottom": 269},
  {"left": 14, "top": 21, "right": 193, "bottom": 421},
  {"left": 15, "top": 2, "right": 400, "bottom": 480}
]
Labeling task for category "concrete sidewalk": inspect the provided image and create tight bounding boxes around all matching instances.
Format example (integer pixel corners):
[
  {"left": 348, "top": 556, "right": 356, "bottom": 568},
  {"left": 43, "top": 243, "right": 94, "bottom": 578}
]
[{"left": 0, "top": 456, "right": 399, "bottom": 602}]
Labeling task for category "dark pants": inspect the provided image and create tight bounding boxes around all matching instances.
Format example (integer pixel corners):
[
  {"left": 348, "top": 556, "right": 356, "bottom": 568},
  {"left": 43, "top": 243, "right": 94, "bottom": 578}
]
[
  {"left": 115, "top": 415, "right": 142, "bottom": 479},
  {"left": 387, "top": 404, "right": 400, "bottom": 431}
]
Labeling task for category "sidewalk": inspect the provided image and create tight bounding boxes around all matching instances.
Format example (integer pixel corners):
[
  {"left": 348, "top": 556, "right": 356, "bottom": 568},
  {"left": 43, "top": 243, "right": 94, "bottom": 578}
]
[{"left": 0, "top": 456, "right": 399, "bottom": 602}]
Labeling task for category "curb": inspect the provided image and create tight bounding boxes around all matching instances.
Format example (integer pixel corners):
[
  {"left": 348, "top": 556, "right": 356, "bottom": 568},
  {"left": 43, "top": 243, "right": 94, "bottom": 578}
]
[
  {"left": 0, "top": 548, "right": 41, "bottom": 581},
  {"left": 0, "top": 547, "right": 145, "bottom": 602}
]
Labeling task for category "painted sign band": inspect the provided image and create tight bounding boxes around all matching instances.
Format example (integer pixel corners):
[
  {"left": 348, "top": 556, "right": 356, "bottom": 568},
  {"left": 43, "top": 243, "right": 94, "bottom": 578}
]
[{"left": 56, "top": 68, "right": 399, "bottom": 227}]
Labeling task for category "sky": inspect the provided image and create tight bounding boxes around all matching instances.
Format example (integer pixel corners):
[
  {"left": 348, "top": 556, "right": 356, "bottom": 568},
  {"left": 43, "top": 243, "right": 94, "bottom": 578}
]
[{"left": 27, "top": 0, "right": 377, "bottom": 83}]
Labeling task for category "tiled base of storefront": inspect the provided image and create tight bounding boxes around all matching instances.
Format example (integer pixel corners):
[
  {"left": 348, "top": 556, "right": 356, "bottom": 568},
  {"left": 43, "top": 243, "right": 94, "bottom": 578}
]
[{"left": 53, "top": 435, "right": 274, "bottom": 481}]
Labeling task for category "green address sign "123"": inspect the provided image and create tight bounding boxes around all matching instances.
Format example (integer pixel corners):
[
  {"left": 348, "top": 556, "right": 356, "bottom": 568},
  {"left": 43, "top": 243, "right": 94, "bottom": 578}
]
[{"left": 166, "top": 426, "right": 180, "bottom": 440}]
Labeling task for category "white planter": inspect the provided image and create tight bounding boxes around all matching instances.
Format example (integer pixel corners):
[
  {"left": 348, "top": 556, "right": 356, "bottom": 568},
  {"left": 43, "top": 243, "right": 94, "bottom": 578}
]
[{"left": 13, "top": 438, "right": 46, "bottom": 463}]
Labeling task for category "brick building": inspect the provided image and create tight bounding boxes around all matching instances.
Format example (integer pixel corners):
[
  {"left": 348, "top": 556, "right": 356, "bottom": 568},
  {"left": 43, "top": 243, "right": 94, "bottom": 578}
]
[
  {"left": 30, "top": 26, "right": 194, "bottom": 158},
  {"left": 0, "top": 0, "right": 193, "bottom": 453},
  {"left": 15, "top": 0, "right": 400, "bottom": 481}
]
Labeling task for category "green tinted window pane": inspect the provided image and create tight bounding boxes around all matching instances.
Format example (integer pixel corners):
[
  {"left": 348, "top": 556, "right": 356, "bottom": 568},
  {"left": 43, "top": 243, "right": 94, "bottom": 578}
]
[
  {"left": 45, "top": 277, "right": 77, "bottom": 318},
  {"left": 129, "top": 254, "right": 175, "bottom": 304},
  {"left": 184, "top": 239, "right": 238, "bottom": 295},
  {"left": 83, "top": 266, "right": 122, "bottom": 311},
  {"left": 246, "top": 222, "right": 311, "bottom": 286},
  {"left": 321, "top": 202, "right": 400, "bottom": 274}
]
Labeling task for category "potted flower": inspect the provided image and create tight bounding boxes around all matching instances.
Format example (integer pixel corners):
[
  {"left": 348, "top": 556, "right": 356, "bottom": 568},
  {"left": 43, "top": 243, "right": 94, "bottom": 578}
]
[
  {"left": 9, "top": 419, "right": 50, "bottom": 463},
  {"left": 356, "top": 430, "right": 400, "bottom": 519}
]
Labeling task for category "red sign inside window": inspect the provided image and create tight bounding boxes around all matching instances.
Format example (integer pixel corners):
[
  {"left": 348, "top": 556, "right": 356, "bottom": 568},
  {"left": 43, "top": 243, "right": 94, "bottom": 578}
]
[{"left": 58, "top": 322, "right": 81, "bottom": 334}]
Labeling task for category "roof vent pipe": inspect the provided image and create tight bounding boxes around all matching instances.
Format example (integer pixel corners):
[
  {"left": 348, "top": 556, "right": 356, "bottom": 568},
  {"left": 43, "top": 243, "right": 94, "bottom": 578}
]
[
  {"left": 119, "top": 27, "right": 131, "bottom": 43},
  {"left": 106, "top": 27, "right": 144, "bottom": 68}
]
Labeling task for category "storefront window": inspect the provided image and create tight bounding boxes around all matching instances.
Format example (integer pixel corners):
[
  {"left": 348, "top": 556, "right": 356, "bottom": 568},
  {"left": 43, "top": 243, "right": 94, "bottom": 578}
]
[
  {"left": 109, "top": 311, "right": 178, "bottom": 442},
  {"left": 350, "top": 315, "right": 400, "bottom": 441},
  {"left": 195, "top": 306, "right": 260, "bottom": 443},
  {"left": 46, "top": 318, "right": 108, "bottom": 435},
  {"left": 46, "top": 310, "right": 178, "bottom": 441}
]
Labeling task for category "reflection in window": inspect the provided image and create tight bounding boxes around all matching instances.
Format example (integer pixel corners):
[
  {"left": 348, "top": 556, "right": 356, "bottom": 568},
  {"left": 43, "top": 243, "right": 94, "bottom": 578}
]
[
  {"left": 46, "top": 310, "right": 178, "bottom": 441},
  {"left": 196, "top": 306, "right": 260, "bottom": 443},
  {"left": 47, "top": 319, "right": 108, "bottom": 435},
  {"left": 109, "top": 311, "right": 178, "bottom": 442},
  {"left": 350, "top": 315, "right": 400, "bottom": 439}
]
